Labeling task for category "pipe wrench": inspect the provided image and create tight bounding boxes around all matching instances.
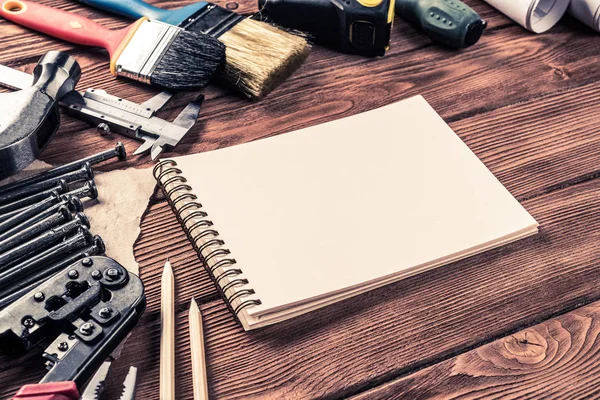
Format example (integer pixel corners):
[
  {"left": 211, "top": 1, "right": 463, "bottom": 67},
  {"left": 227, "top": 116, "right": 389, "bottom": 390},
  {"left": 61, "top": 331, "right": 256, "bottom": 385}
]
[
  {"left": 0, "top": 59, "right": 203, "bottom": 160},
  {"left": 0, "top": 256, "right": 146, "bottom": 399}
]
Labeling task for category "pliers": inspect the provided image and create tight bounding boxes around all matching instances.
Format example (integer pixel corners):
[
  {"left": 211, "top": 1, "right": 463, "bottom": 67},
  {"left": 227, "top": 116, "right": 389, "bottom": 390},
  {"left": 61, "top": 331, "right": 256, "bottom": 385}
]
[{"left": 13, "top": 361, "right": 138, "bottom": 400}]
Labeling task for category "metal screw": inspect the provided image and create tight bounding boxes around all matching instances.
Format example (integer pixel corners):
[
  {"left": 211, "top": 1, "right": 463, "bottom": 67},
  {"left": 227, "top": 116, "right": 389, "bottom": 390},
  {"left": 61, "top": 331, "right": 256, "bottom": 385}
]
[
  {"left": 97, "top": 123, "right": 111, "bottom": 136},
  {"left": 82, "top": 257, "right": 93, "bottom": 267},
  {"left": 106, "top": 268, "right": 120, "bottom": 280},
  {"left": 23, "top": 317, "right": 35, "bottom": 328},
  {"left": 58, "top": 342, "right": 69, "bottom": 351},
  {"left": 99, "top": 307, "right": 112, "bottom": 318},
  {"left": 33, "top": 292, "right": 45, "bottom": 302},
  {"left": 80, "top": 322, "right": 94, "bottom": 335},
  {"left": 91, "top": 270, "right": 102, "bottom": 280},
  {"left": 68, "top": 270, "right": 79, "bottom": 279}
]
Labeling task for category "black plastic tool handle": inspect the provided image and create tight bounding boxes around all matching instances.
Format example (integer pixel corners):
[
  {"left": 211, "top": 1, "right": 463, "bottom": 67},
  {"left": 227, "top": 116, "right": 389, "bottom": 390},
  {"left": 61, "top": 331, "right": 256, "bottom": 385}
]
[{"left": 258, "top": 0, "right": 394, "bottom": 57}]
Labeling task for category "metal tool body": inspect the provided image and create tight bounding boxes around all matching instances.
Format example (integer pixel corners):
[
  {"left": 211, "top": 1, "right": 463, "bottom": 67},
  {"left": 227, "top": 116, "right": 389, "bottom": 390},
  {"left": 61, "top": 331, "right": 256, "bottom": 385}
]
[
  {"left": 0, "top": 256, "right": 146, "bottom": 399},
  {"left": 0, "top": 64, "right": 204, "bottom": 160},
  {"left": 0, "top": 52, "right": 80, "bottom": 179}
]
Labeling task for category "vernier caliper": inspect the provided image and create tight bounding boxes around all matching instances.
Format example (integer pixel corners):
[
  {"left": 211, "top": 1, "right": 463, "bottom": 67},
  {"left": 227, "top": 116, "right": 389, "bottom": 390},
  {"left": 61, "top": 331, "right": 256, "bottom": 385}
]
[{"left": 0, "top": 63, "right": 203, "bottom": 160}]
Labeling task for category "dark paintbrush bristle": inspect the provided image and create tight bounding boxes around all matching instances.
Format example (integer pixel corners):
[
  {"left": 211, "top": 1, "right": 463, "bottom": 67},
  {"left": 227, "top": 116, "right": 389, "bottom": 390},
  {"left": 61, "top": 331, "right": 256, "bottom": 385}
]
[{"left": 150, "top": 30, "right": 226, "bottom": 91}]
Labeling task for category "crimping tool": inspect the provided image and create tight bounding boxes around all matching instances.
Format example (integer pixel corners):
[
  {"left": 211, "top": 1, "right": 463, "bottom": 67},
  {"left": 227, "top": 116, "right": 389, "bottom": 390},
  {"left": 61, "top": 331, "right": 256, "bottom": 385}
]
[{"left": 0, "top": 256, "right": 146, "bottom": 400}]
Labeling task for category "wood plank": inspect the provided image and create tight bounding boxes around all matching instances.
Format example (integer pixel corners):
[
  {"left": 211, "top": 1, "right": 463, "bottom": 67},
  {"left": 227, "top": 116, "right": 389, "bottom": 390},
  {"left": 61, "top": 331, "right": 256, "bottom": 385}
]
[
  {"left": 349, "top": 300, "right": 600, "bottom": 400},
  {"left": 0, "top": 0, "right": 599, "bottom": 399}
]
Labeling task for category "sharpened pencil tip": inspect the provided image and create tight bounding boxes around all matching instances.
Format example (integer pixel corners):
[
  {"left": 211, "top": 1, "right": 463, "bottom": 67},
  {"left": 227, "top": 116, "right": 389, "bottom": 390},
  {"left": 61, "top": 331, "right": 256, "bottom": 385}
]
[
  {"left": 190, "top": 297, "right": 199, "bottom": 311},
  {"left": 163, "top": 259, "right": 173, "bottom": 274}
]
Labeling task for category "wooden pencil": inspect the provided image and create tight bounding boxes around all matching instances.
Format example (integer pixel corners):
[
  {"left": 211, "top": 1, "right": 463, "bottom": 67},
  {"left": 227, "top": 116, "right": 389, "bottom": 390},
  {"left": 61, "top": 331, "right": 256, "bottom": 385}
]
[
  {"left": 160, "top": 260, "right": 175, "bottom": 400},
  {"left": 189, "top": 297, "right": 209, "bottom": 400}
]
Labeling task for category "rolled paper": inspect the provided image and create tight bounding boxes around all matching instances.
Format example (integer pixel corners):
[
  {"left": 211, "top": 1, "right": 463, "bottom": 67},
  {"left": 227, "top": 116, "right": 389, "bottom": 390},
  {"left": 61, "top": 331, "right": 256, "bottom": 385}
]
[
  {"left": 484, "top": 0, "right": 570, "bottom": 33},
  {"left": 569, "top": 0, "right": 600, "bottom": 31}
]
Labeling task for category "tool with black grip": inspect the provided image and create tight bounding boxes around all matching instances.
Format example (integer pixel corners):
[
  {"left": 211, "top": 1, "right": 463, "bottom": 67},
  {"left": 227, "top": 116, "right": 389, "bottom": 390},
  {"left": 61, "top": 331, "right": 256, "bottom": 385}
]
[
  {"left": 0, "top": 51, "right": 80, "bottom": 179},
  {"left": 0, "top": 256, "right": 145, "bottom": 400},
  {"left": 258, "top": 0, "right": 395, "bottom": 57},
  {"left": 395, "top": 0, "right": 486, "bottom": 48}
]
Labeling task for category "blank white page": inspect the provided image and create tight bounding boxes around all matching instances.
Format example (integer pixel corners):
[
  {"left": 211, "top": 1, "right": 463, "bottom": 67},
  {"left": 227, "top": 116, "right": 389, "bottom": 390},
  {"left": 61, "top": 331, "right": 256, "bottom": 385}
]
[{"left": 171, "top": 96, "right": 538, "bottom": 316}]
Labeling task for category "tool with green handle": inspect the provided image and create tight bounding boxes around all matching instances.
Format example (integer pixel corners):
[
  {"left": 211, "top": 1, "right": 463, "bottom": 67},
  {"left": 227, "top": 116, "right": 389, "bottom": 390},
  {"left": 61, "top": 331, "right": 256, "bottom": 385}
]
[{"left": 395, "top": 0, "right": 486, "bottom": 48}]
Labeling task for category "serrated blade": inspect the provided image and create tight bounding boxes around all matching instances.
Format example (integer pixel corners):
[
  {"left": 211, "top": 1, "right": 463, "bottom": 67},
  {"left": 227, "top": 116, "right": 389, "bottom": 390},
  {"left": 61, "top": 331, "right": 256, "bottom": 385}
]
[
  {"left": 119, "top": 366, "right": 138, "bottom": 400},
  {"left": 81, "top": 361, "right": 112, "bottom": 400}
]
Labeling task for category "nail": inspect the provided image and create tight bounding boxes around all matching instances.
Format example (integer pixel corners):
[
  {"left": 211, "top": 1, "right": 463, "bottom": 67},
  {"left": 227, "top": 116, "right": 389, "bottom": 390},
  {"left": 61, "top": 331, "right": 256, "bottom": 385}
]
[
  {"left": 0, "top": 228, "right": 93, "bottom": 288},
  {"left": 66, "top": 180, "right": 98, "bottom": 200},
  {"left": 0, "top": 215, "right": 89, "bottom": 269},
  {"left": 0, "top": 195, "right": 84, "bottom": 241},
  {"left": 0, "top": 234, "right": 102, "bottom": 309},
  {"left": 0, "top": 180, "right": 68, "bottom": 215},
  {"left": 0, "top": 206, "right": 72, "bottom": 254},
  {"left": 0, "top": 163, "right": 94, "bottom": 205},
  {"left": 0, "top": 143, "right": 125, "bottom": 195},
  {"left": 0, "top": 192, "right": 61, "bottom": 234}
]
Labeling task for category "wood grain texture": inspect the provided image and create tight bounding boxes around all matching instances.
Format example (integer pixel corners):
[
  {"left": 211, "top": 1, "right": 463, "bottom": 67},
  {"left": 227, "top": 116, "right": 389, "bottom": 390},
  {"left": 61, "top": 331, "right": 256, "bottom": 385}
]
[
  {"left": 118, "top": 177, "right": 600, "bottom": 400},
  {"left": 1, "top": 0, "right": 600, "bottom": 399},
  {"left": 349, "top": 301, "right": 600, "bottom": 400}
]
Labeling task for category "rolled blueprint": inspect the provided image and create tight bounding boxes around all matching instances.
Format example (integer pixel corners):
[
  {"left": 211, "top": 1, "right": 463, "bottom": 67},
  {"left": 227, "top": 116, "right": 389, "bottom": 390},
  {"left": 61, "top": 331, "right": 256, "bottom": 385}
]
[
  {"left": 569, "top": 0, "right": 600, "bottom": 31},
  {"left": 484, "top": 0, "right": 570, "bottom": 33}
]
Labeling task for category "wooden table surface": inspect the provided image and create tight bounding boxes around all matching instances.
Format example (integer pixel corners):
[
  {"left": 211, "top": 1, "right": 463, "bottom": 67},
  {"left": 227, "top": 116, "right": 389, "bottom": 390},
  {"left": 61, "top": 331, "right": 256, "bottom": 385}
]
[{"left": 1, "top": 0, "right": 600, "bottom": 399}]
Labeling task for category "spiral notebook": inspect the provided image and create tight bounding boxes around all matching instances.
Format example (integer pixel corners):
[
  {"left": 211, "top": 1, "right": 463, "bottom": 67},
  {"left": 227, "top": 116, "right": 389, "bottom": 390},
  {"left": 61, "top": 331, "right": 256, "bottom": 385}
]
[{"left": 154, "top": 95, "right": 539, "bottom": 331}]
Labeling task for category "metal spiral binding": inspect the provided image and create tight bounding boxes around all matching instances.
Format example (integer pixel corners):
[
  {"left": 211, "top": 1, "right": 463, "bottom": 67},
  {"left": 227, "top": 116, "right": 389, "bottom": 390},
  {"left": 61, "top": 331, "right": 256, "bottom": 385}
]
[{"left": 153, "top": 159, "right": 262, "bottom": 323}]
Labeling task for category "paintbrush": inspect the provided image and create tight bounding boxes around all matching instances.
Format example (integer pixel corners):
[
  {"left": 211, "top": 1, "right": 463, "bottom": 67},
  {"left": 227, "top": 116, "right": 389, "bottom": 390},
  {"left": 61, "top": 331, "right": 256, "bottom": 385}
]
[
  {"left": 73, "top": 0, "right": 311, "bottom": 100},
  {"left": 0, "top": 0, "right": 225, "bottom": 90}
]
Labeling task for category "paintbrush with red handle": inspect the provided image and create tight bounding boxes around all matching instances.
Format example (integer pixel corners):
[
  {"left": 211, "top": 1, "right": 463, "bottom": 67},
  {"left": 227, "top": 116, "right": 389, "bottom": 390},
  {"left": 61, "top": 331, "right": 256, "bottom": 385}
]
[{"left": 0, "top": 0, "right": 225, "bottom": 90}]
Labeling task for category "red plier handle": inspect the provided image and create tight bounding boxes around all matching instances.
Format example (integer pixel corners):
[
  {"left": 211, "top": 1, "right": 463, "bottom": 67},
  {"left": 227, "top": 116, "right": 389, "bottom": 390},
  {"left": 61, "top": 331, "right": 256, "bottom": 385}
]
[{"left": 13, "top": 382, "right": 80, "bottom": 400}]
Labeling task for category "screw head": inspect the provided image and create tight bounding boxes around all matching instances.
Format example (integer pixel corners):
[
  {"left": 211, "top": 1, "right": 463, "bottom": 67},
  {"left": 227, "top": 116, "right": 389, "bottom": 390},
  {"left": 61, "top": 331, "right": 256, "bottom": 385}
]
[
  {"left": 82, "top": 258, "right": 93, "bottom": 267},
  {"left": 106, "top": 268, "right": 121, "bottom": 280},
  {"left": 99, "top": 307, "right": 112, "bottom": 318},
  {"left": 58, "top": 342, "right": 69, "bottom": 352},
  {"left": 23, "top": 317, "right": 35, "bottom": 328},
  {"left": 33, "top": 292, "right": 45, "bottom": 302},
  {"left": 68, "top": 270, "right": 79, "bottom": 279},
  {"left": 97, "top": 123, "right": 111, "bottom": 136},
  {"left": 80, "top": 322, "right": 94, "bottom": 335},
  {"left": 91, "top": 270, "right": 102, "bottom": 280}
]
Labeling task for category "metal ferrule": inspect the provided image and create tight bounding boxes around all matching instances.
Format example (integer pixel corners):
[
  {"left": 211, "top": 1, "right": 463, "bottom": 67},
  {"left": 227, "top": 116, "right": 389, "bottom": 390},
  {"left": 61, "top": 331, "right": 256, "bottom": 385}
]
[
  {"left": 180, "top": 4, "right": 244, "bottom": 37},
  {"left": 115, "top": 20, "right": 181, "bottom": 84}
]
